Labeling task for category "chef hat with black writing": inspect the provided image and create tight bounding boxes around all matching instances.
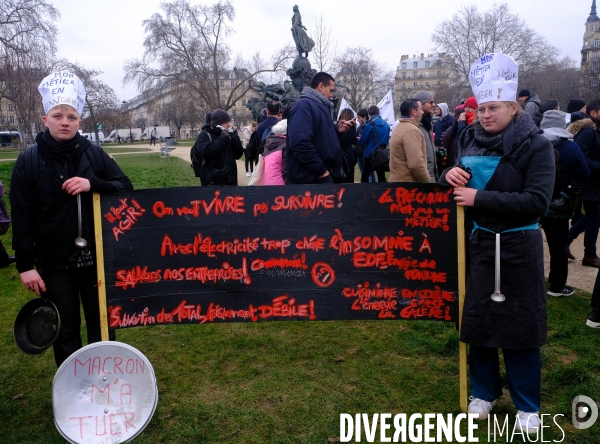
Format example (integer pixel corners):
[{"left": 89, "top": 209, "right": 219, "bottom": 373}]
[
  {"left": 38, "top": 71, "right": 86, "bottom": 116},
  {"left": 468, "top": 53, "right": 518, "bottom": 105}
]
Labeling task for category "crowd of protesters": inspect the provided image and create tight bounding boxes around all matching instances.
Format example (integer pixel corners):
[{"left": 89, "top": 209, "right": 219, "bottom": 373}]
[{"left": 4, "top": 63, "right": 598, "bottom": 436}]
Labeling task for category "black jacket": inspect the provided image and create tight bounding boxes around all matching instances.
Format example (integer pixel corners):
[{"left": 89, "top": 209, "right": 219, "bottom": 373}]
[
  {"left": 573, "top": 118, "right": 600, "bottom": 201},
  {"left": 195, "top": 124, "right": 244, "bottom": 186},
  {"left": 11, "top": 136, "right": 132, "bottom": 271}
]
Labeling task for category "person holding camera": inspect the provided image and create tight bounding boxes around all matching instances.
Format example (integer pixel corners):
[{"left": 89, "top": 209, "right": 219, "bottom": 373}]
[{"left": 194, "top": 109, "right": 243, "bottom": 186}]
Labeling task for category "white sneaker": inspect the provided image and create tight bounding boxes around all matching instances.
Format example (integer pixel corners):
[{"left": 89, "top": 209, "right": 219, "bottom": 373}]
[
  {"left": 517, "top": 411, "right": 540, "bottom": 435},
  {"left": 468, "top": 396, "right": 496, "bottom": 420},
  {"left": 246, "top": 172, "right": 251, "bottom": 177}
]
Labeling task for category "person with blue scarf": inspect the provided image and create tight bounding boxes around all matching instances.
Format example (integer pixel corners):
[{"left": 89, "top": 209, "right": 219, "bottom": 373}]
[{"left": 440, "top": 54, "right": 554, "bottom": 435}]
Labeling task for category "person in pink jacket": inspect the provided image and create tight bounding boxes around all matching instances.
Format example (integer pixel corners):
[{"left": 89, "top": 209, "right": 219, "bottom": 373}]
[{"left": 263, "top": 118, "right": 288, "bottom": 185}]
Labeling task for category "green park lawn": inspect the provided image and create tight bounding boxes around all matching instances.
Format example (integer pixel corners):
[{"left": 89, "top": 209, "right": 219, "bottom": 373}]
[{"left": 0, "top": 155, "right": 598, "bottom": 443}]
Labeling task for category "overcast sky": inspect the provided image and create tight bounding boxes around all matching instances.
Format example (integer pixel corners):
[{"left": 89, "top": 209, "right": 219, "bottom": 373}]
[{"left": 54, "top": 0, "right": 591, "bottom": 102}]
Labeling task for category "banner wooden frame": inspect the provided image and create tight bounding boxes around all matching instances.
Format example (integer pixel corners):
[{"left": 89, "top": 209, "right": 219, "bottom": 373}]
[{"left": 93, "top": 188, "right": 468, "bottom": 410}]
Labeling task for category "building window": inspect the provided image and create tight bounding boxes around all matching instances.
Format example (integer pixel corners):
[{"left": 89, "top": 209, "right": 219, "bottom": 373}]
[
  {"left": 594, "top": 40, "right": 600, "bottom": 47},
  {"left": 242, "top": 99, "right": 246, "bottom": 106},
  {"left": 591, "top": 78, "right": 598, "bottom": 86},
  {"left": 425, "top": 61, "right": 430, "bottom": 68},
  {"left": 231, "top": 81, "right": 235, "bottom": 88},
  {"left": 402, "top": 82, "right": 405, "bottom": 89},
  {"left": 413, "top": 72, "right": 417, "bottom": 78},
  {"left": 10, "top": 115, "right": 14, "bottom": 124},
  {"left": 594, "top": 63, "right": 599, "bottom": 71},
  {"left": 232, "top": 109, "right": 236, "bottom": 116},
  {"left": 594, "top": 52, "right": 599, "bottom": 60},
  {"left": 243, "top": 120, "right": 247, "bottom": 126},
  {"left": 220, "top": 81, "right": 224, "bottom": 88},
  {"left": 401, "top": 62, "right": 406, "bottom": 69},
  {"left": 413, "top": 62, "right": 418, "bottom": 68},
  {"left": 425, "top": 72, "right": 430, "bottom": 78},
  {"left": 437, "top": 81, "right": 441, "bottom": 86},
  {"left": 221, "top": 100, "right": 226, "bottom": 107},
  {"left": 8, "top": 104, "right": 13, "bottom": 111},
  {"left": 414, "top": 82, "right": 418, "bottom": 88},
  {"left": 358, "top": 94, "right": 362, "bottom": 100},
  {"left": 402, "top": 72, "right": 406, "bottom": 79},
  {"left": 437, "top": 70, "right": 442, "bottom": 77},
  {"left": 425, "top": 82, "right": 430, "bottom": 88}
]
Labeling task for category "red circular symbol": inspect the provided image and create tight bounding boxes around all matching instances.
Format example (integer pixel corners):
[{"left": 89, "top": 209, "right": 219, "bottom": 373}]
[{"left": 311, "top": 262, "right": 336, "bottom": 287}]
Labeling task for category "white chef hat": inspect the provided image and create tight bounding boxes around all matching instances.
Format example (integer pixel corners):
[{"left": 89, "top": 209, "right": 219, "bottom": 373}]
[
  {"left": 468, "top": 53, "right": 518, "bottom": 105},
  {"left": 38, "top": 71, "right": 86, "bottom": 116}
]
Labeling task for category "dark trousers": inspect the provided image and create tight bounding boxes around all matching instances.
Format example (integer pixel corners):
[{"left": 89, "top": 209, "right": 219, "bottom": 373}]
[
  {"left": 569, "top": 200, "right": 600, "bottom": 257},
  {"left": 360, "top": 158, "right": 386, "bottom": 183},
  {"left": 41, "top": 266, "right": 114, "bottom": 367},
  {"left": 150, "top": 136, "right": 156, "bottom": 146},
  {"left": 357, "top": 156, "right": 375, "bottom": 183},
  {"left": 541, "top": 216, "right": 569, "bottom": 289},
  {"left": 470, "top": 345, "right": 541, "bottom": 412},
  {"left": 245, "top": 152, "right": 254, "bottom": 173}
]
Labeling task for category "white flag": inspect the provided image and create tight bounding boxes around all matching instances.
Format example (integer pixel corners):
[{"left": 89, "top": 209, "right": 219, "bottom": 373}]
[
  {"left": 377, "top": 90, "right": 396, "bottom": 131},
  {"left": 337, "top": 98, "right": 357, "bottom": 120}
]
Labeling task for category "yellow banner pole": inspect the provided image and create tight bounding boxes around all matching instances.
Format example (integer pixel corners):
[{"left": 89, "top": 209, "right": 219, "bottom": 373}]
[
  {"left": 93, "top": 192, "right": 109, "bottom": 341},
  {"left": 457, "top": 203, "right": 467, "bottom": 413}
]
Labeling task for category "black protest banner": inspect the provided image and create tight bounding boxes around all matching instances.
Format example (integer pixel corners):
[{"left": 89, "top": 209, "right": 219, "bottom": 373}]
[{"left": 99, "top": 183, "right": 458, "bottom": 328}]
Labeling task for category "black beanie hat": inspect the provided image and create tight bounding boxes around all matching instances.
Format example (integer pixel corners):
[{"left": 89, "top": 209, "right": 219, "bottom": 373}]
[
  {"left": 567, "top": 99, "right": 586, "bottom": 114},
  {"left": 518, "top": 89, "right": 530, "bottom": 98},
  {"left": 211, "top": 109, "right": 231, "bottom": 126}
]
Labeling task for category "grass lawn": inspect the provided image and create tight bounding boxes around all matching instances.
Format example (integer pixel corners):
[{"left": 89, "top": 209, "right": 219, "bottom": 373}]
[
  {"left": 0, "top": 158, "right": 599, "bottom": 443},
  {"left": 102, "top": 147, "right": 153, "bottom": 154}
]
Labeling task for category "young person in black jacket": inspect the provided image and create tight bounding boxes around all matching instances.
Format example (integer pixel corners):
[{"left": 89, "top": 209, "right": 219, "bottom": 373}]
[
  {"left": 11, "top": 71, "right": 133, "bottom": 367},
  {"left": 194, "top": 109, "right": 244, "bottom": 186}
]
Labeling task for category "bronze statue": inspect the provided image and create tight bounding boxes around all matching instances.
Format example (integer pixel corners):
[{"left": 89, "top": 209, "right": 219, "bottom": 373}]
[{"left": 291, "top": 5, "right": 314, "bottom": 57}]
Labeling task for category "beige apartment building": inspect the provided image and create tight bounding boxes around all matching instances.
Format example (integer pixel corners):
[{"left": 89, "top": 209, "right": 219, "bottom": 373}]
[
  {"left": 394, "top": 53, "right": 450, "bottom": 105},
  {"left": 580, "top": 0, "right": 600, "bottom": 96},
  {"left": 123, "top": 68, "right": 260, "bottom": 138}
]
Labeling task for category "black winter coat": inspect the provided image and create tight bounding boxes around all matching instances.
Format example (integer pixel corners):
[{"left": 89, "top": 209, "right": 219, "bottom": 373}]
[
  {"left": 440, "top": 114, "right": 554, "bottom": 349},
  {"left": 286, "top": 92, "right": 343, "bottom": 184},
  {"left": 573, "top": 119, "right": 600, "bottom": 201},
  {"left": 195, "top": 124, "right": 244, "bottom": 186},
  {"left": 11, "top": 136, "right": 132, "bottom": 270}
]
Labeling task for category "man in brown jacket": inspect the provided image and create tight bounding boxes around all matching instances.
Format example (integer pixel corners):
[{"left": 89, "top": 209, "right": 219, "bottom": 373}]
[{"left": 389, "top": 99, "right": 430, "bottom": 183}]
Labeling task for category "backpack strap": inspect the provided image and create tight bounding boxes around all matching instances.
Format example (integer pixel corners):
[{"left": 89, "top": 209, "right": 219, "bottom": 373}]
[
  {"left": 24, "top": 145, "right": 39, "bottom": 182},
  {"left": 23, "top": 142, "right": 105, "bottom": 183},
  {"left": 85, "top": 144, "right": 105, "bottom": 174},
  {"left": 369, "top": 118, "right": 380, "bottom": 147}
]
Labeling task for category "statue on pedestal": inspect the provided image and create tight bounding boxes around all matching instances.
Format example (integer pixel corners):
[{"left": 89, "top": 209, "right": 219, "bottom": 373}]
[{"left": 291, "top": 5, "right": 314, "bottom": 58}]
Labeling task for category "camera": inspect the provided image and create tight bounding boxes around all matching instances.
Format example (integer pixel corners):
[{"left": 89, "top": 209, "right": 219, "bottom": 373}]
[{"left": 216, "top": 125, "right": 235, "bottom": 134}]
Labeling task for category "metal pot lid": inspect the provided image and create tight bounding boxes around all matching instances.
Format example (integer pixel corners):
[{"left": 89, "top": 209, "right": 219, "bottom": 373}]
[
  {"left": 52, "top": 341, "right": 158, "bottom": 444},
  {"left": 14, "top": 298, "right": 60, "bottom": 354}
]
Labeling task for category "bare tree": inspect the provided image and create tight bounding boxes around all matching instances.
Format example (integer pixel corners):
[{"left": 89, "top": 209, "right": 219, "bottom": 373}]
[
  {"left": 0, "top": 0, "right": 60, "bottom": 147},
  {"left": 55, "top": 61, "right": 121, "bottom": 143},
  {"left": 134, "top": 116, "right": 148, "bottom": 133},
  {"left": 311, "top": 13, "right": 337, "bottom": 73},
  {"left": 334, "top": 47, "right": 394, "bottom": 111},
  {"left": 123, "top": 0, "right": 293, "bottom": 111},
  {"left": 432, "top": 4, "right": 559, "bottom": 85},
  {"left": 0, "top": 51, "right": 48, "bottom": 147},
  {"left": 522, "top": 56, "right": 581, "bottom": 109},
  {"left": 0, "top": 0, "right": 59, "bottom": 58}
]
